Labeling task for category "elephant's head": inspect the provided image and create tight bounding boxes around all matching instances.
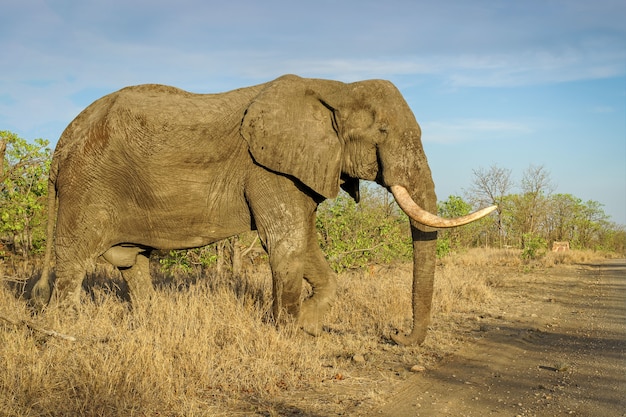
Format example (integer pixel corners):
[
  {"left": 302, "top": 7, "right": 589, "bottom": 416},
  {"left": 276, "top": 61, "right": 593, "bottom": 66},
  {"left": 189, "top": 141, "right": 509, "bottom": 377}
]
[{"left": 242, "top": 74, "right": 495, "bottom": 345}]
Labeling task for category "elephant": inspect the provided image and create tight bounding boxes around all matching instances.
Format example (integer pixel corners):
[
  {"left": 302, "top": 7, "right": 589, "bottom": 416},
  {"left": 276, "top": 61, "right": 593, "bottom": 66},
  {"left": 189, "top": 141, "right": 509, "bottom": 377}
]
[{"left": 32, "top": 74, "right": 495, "bottom": 345}]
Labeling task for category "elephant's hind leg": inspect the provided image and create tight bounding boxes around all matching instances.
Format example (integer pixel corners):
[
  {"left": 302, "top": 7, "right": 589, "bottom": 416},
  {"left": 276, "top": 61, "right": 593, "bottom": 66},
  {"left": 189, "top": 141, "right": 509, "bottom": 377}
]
[
  {"left": 117, "top": 251, "right": 155, "bottom": 305},
  {"left": 51, "top": 261, "right": 88, "bottom": 309}
]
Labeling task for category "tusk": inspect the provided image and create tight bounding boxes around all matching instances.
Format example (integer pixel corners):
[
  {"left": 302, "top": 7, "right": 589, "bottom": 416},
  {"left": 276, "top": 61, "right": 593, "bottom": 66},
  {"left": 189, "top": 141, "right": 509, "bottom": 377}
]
[{"left": 390, "top": 185, "right": 497, "bottom": 229}]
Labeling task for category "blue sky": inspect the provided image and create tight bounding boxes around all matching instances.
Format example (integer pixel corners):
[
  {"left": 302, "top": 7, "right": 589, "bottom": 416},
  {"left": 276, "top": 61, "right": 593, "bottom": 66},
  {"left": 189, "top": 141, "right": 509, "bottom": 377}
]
[{"left": 2, "top": 0, "right": 625, "bottom": 224}]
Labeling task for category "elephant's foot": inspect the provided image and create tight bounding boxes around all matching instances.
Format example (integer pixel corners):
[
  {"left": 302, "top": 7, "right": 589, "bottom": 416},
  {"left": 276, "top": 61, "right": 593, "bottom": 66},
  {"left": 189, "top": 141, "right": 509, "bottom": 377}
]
[
  {"left": 128, "top": 284, "right": 156, "bottom": 307},
  {"left": 391, "top": 323, "right": 428, "bottom": 346},
  {"left": 270, "top": 298, "right": 300, "bottom": 331},
  {"left": 30, "top": 278, "right": 52, "bottom": 311},
  {"left": 119, "top": 252, "right": 155, "bottom": 307},
  {"left": 298, "top": 296, "right": 332, "bottom": 337},
  {"left": 391, "top": 331, "right": 426, "bottom": 346}
]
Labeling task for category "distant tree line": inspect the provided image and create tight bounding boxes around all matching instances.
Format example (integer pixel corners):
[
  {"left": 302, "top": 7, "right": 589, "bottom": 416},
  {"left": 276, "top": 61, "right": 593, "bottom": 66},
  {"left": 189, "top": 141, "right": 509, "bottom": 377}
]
[
  {"left": 1, "top": 132, "right": 624, "bottom": 269},
  {"left": 444, "top": 164, "right": 626, "bottom": 256}
]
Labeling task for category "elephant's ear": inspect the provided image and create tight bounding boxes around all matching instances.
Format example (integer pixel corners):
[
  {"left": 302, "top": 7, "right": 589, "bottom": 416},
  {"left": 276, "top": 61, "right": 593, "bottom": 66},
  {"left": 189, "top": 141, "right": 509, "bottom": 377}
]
[{"left": 241, "top": 75, "right": 342, "bottom": 199}]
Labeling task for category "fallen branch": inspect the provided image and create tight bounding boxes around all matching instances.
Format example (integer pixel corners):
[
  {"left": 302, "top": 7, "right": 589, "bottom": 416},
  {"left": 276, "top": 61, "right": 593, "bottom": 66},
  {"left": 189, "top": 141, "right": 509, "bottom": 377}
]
[
  {"left": 240, "top": 235, "right": 260, "bottom": 258},
  {"left": 0, "top": 275, "right": 30, "bottom": 283},
  {"left": 330, "top": 243, "right": 387, "bottom": 262},
  {"left": 0, "top": 314, "right": 76, "bottom": 342}
]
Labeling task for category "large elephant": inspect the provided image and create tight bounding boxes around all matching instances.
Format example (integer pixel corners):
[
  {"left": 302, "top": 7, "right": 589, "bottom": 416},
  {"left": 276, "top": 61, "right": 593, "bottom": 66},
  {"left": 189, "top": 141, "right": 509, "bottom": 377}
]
[{"left": 32, "top": 74, "right": 495, "bottom": 345}]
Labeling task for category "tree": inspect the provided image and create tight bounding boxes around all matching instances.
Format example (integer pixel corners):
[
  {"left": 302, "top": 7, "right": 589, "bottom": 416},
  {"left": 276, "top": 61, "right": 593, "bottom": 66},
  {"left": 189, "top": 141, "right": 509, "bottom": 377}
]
[
  {"left": 438, "top": 195, "right": 476, "bottom": 251},
  {"left": 0, "top": 131, "right": 51, "bottom": 255},
  {"left": 519, "top": 164, "right": 554, "bottom": 236},
  {"left": 468, "top": 165, "right": 513, "bottom": 247},
  {"left": 575, "top": 199, "right": 610, "bottom": 249},
  {"left": 597, "top": 223, "right": 625, "bottom": 254},
  {"left": 545, "top": 193, "right": 579, "bottom": 243}
]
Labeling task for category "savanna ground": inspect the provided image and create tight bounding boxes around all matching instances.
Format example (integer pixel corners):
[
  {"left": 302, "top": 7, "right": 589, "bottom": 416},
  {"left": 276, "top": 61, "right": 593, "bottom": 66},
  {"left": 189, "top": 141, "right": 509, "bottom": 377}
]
[{"left": 1, "top": 249, "right": 624, "bottom": 416}]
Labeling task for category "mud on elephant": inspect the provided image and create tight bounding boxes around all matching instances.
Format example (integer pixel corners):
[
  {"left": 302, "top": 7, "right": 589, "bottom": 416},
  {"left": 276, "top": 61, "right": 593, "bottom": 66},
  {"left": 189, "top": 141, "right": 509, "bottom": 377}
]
[{"left": 32, "top": 74, "right": 495, "bottom": 345}]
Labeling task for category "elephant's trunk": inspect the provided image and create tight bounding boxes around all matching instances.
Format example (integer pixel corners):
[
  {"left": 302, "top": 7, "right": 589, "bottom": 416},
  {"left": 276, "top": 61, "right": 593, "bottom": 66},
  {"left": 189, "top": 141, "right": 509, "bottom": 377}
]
[
  {"left": 391, "top": 224, "right": 437, "bottom": 346},
  {"left": 389, "top": 185, "right": 496, "bottom": 346}
]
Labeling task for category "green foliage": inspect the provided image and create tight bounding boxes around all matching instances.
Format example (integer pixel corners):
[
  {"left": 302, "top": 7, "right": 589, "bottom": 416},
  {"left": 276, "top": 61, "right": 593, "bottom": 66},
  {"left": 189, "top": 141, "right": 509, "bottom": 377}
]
[
  {"left": 521, "top": 233, "right": 547, "bottom": 260},
  {"left": 159, "top": 246, "right": 219, "bottom": 274},
  {"left": 0, "top": 131, "right": 51, "bottom": 255},
  {"left": 437, "top": 195, "right": 487, "bottom": 251},
  {"left": 436, "top": 195, "right": 471, "bottom": 258},
  {"left": 316, "top": 186, "right": 411, "bottom": 271},
  {"left": 158, "top": 234, "right": 264, "bottom": 275},
  {"left": 438, "top": 195, "right": 472, "bottom": 218},
  {"left": 436, "top": 238, "right": 451, "bottom": 258},
  {"left": 596, "top": 225, "right": 625, "bottom": 254}
]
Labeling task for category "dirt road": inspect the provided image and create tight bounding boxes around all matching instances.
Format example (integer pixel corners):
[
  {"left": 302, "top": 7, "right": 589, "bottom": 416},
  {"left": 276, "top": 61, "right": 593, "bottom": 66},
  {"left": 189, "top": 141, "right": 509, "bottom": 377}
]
[{"left": 368, "top": 260, "right": 626, "bottom": 417}]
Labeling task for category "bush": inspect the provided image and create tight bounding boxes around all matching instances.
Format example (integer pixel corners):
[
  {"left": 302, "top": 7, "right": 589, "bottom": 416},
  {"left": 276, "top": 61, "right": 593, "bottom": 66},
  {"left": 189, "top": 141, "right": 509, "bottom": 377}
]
[
  {"left": 436, "top": 237, "right": 451, "bottom": 258},
  {"left": 316, "top": 186, "right": 411, "bottom": 271},
  {"left": 521, "top": 233, "right": 547, "bottom": 260},
  {"left": 0, "top": 131, "right": 51, "bottom": 256}
]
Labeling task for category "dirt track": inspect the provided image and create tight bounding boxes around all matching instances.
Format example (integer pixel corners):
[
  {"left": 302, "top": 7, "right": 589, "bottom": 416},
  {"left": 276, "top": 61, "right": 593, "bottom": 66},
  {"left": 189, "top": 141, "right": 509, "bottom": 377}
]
[{"left": 367, "top": 259, "right": 626, "bottom": 417}]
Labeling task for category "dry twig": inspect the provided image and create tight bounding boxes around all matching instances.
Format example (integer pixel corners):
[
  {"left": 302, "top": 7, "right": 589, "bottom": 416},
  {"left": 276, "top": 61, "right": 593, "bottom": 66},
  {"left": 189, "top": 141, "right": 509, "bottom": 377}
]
[{"left": 0, "top": 314, "right": 76, "bottom": 342}]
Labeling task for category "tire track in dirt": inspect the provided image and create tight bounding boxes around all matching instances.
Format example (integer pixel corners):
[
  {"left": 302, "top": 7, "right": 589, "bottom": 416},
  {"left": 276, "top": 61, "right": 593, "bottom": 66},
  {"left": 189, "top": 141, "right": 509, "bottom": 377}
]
[{"left": 366, "top": 259, "right": 626, "bottom": 417}]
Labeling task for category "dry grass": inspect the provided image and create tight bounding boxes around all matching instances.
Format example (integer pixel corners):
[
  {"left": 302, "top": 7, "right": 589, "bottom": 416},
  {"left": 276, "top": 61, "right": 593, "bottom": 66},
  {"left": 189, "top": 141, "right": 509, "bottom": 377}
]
[
  {"left": 0, "top": 248, "right": 617, "bottom": 416},
  {"left": 444, "top": 247, "right": 617, "bottom": 269}
]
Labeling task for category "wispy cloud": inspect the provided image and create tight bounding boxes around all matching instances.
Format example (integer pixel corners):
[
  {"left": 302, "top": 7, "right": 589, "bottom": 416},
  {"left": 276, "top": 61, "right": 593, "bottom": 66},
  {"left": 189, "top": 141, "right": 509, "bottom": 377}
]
[
  {"left": 591, "top": 105, "right": 616, "bottom": 114},
  {"left": 421, "top": 119, "right": 533, "bottom": 144},
  {"left": 446, "top": 46, "right": 626, "bottom": 87},
  {"left": 1, "top": 0, "right": 625, "bottom": 140}
]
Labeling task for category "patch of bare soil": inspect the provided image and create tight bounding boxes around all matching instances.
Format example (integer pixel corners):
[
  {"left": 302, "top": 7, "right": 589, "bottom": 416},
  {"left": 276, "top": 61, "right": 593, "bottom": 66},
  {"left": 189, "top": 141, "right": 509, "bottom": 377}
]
[{"left": 363, "top": 259, "right": 626, "bottom": 417}]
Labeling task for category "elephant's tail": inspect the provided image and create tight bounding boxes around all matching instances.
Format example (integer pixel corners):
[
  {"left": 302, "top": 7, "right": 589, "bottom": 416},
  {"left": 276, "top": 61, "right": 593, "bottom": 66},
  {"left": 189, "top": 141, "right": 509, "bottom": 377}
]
[{"left": 31, "top": 159, "right": 59, "bottom": 308}]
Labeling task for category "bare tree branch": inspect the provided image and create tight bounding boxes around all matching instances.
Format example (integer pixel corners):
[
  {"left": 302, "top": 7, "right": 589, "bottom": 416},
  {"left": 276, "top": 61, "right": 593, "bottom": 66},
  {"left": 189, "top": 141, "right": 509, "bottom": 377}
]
[
  {"left": 0, "top": 314, "right": 77, "bottom": 342},
  {"left": 467, "top": 164, "right": 513, "bottom": 247}
]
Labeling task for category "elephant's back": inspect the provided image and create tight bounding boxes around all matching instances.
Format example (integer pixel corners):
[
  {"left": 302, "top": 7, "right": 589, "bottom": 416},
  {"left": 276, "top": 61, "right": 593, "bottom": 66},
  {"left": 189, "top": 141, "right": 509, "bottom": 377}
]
[
  {"left": 52, "top": 83, "right": 262, "bottom": 174},
  {"left": 47, "top": 84, "right": 257, "bottom": 220},
  {"left": 51, "top": 83, "right": 261, "bottom": 224}
]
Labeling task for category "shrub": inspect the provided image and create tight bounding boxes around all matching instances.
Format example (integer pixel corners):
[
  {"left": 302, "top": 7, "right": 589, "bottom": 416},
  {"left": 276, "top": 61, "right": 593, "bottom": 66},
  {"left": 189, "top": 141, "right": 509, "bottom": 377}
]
[
  {"left": 436, "top": 237, "right": 451, "bottom": 258},
  {"left": 0, "top": 131, "right": 51, "bottom": 256},
  {"left": 521, "top": 233, "right": 547, "bottom": 260},
  {"left": 315, "top": 186, "right": 411, "bottom": 271}
]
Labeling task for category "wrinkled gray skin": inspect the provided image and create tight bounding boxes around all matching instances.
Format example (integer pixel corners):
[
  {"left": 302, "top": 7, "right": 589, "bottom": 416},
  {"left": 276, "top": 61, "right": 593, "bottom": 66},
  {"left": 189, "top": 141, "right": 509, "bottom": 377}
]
[{"left": 33, "top": 74, "right": 442, "bottom": 345}]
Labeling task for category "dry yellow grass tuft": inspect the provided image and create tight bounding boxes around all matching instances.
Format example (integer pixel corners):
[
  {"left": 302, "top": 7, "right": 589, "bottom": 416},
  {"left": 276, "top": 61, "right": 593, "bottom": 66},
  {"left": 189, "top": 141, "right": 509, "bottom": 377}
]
[
  {"left": 1, "top": 272, "right": 331, "bottom": 416},
  {"left": 0, "top": 248, "right": 616, "bottom": 415},
  {"left": 540, "top": 248, "right": 617, "bottom": 266}
]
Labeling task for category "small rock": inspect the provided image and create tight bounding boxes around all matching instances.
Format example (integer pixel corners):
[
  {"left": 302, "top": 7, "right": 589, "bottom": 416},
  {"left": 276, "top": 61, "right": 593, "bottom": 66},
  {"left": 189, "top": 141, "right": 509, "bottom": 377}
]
[
  {"left": 555, "top": 362, "right": 570, "bottom": 372},
  {"left": 410, "top": 365, "right": 426, "bottom": 373},
  {"left": 352, "top": 354, "right": 366, "bottom": 363}
]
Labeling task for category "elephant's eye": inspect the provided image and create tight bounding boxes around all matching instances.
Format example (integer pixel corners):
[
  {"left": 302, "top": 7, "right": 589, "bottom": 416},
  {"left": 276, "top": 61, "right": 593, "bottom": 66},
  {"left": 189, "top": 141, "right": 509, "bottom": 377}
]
[{"left": 379, "top": 125, "right": 389, "bottom": 134}]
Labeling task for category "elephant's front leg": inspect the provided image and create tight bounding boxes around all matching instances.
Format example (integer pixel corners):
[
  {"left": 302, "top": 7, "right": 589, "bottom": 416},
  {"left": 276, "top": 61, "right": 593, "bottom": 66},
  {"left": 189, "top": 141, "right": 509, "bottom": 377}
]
[
  {"left": 299, "top": 222, "right": 338, "bottom": 336},
  {"left": 246, "top": 169, "right": 315, "bottom": 327},
  {"left": 268, "top": 242, "right": 306, "bottom": 323}
]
